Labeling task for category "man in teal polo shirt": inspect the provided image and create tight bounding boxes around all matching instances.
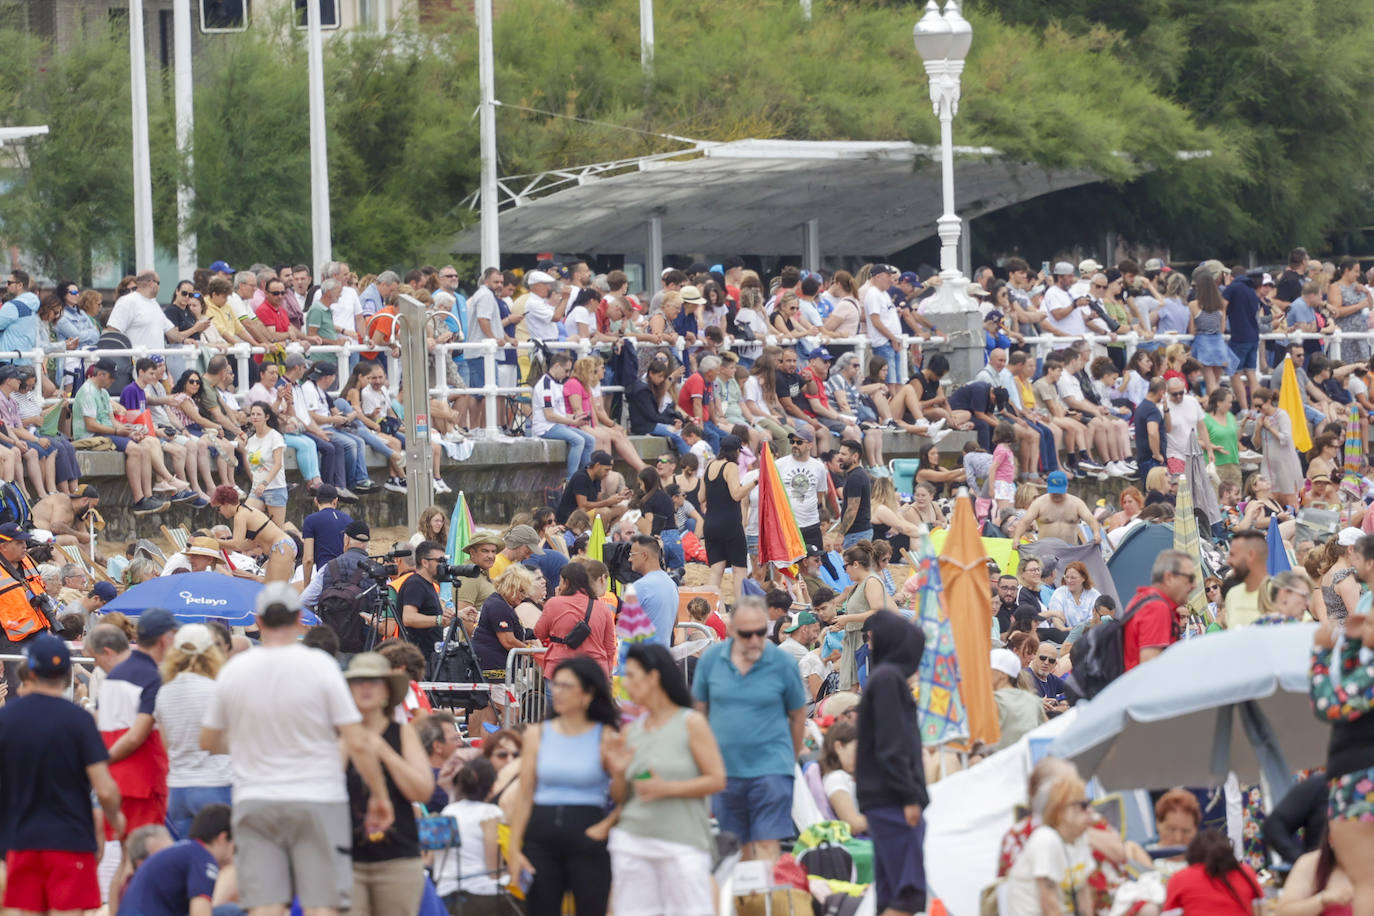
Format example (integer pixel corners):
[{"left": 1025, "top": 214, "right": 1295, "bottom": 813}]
[{"left": 692, "top": 597, "right": 807, "bottom": 862}]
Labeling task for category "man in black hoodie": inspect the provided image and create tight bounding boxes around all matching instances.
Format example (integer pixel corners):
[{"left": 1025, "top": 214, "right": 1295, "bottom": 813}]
[{"left": 857, "top": 611, "right": 929, "bottom": 916}]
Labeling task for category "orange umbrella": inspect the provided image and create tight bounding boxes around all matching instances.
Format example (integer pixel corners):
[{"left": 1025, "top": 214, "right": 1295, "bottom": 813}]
[{"left": 939, "top": 491, "right": 1000, "bottom": 748}]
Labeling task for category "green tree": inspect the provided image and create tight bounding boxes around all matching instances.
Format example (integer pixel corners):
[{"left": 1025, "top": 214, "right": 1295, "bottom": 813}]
[{"left": 0, "top": 25, "right": 138, "bottom": 284}]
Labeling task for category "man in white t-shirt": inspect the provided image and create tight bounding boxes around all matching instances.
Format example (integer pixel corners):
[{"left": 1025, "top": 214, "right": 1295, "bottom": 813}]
[
  {"left": 779, "top": 612, "right": 825, "bottom": 696},
  {"left": 106, "top": 271, "right": 207, "bottom": 352},
  {"left": 226, "top": 272, "right": 270, "bottom": 344},
  {"left": 774, "top": 426, "right": 833, "bottom": 552},
  {"left": 1042, "top": 262, "right": 1090, "bottom": 338},
  {"left": 201, "top": 583, "right": 395, "bottom": 915},
  {"left": 521, "top": 270, "right": 565, "bottom": 342},
  {"left": 862, "top": 265, "right": 903, "bottom": 390},
  {"left": 1163, "top": 376, "right": 1214, "bottom": 470}
]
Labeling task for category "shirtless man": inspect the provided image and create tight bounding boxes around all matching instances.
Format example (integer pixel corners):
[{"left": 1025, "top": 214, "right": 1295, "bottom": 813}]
[
  {"left": 1010, "top": 470, "right": 1103, "bottom": 545},
  {"left": 31, "top": 485, "right": 100, "bottom": 547}
]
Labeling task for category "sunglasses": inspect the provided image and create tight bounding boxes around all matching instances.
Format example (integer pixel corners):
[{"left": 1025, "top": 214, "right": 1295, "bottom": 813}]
[
  {"left": 186, "top": 378, "right": 202, "bottom": 386},
  {"left": 65, "top": 288, "right": 79, "bottom": 296},
  {"left": 1037, "top": 654, "right": 1056, "bottom": 662},
  {"left": 736, "top": 627, "right": 768, "bottom": 640}
]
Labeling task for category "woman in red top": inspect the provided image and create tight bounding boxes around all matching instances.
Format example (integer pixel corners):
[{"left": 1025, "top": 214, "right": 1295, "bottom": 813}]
[
  {"left": 534, "top": 562, "right": 616, "bottom": 682},
  {"left": 1164, "top": 828, "right": 1263, "bottom": 915}
]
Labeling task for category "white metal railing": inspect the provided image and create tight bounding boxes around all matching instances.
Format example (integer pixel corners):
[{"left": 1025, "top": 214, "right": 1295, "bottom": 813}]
[{"left": 11, "top": 323, "right": 1373, "bottom": 437}]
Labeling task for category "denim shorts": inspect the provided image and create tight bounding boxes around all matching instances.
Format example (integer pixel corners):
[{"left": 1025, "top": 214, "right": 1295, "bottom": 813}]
[
  {"left": 459, "top": 357, "right": 486, "bottom": 391},
  {"left": 715, "top": 774, "right": 795, "bottom": 845},
  {"left": 1228, "top": 339, "right": 1258, "bottom": 371},
  {"left": 260, "top": 486, "right": 288, "bottom": 508}
]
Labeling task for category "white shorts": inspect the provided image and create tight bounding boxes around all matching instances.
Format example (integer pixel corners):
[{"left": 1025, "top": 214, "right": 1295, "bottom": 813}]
[
  {"left": 608, "top": 828, "right": 715, "bottom": 916},
  {"left": 994, "top": 480, "right": 1015, "bottom": 502}
]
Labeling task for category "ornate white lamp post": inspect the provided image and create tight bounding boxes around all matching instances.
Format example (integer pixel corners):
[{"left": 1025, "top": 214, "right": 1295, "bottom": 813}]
[{"left": 912, "top": 0, "right": 974, "bottom": 314}]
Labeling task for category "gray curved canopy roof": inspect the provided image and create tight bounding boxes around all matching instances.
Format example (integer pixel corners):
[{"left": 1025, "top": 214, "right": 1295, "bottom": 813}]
[{"left": 451, "top": 139, "right": 1098, "bottom": 257}]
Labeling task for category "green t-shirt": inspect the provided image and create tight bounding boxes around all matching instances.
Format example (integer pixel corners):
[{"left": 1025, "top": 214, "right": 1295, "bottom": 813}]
[
  {"left": 198, "top": 383, "right": 221, "bottom": 419},
  {"left": 306, "top": 301, "right": 337, "bottom": 339},
  {"left": 1204, "top": 411, "right": 1239, "bottom": 466},
  {"left": 72, "top": 382, "right": 112, "bottom": 439}
]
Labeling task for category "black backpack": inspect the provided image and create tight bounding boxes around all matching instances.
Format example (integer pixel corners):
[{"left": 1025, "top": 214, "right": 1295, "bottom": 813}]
[
  {"left": 796, "top": 843, "right": 855, "bottom": 882},
  {"left": 1065, "top": 590, "right": 1159, "bottom": 703},
  {"left": 426, "top": 616, "right": 490, "bottom": 711},
  {"left": 316, "top": 557, "right": 373, "bottom": 653}
]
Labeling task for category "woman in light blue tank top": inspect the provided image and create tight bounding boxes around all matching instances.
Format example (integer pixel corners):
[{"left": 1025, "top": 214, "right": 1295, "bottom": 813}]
[{"left": 506, "top": 656, "right": 620, "bottom": 916}]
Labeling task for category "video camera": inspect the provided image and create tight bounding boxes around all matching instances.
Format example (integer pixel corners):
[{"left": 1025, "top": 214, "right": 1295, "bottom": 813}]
[
  {"left": 360, "top": 546, "right": 414, "bottom": 581},
  {"left": 434, "top": 559, "right": 483, "bottom": 582}
]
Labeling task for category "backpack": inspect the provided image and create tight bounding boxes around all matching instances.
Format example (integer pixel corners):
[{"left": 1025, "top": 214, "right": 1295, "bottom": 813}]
[
  {"left": 796, "top": 843, "right": 855, "bottom": 883},
  {"left": 316, "top": 557, "right": 373, "bottom": 653},
  {"left": 426, "top": 618, "right": 490, "bottom": 710},
  {"left": 821, "top": 892, "right": 864, "bottom": 916},
  {"left": 0, "top": 482, "right": 31, "bottom": 530},
  {"left": 1064, "top": 590, "right": 1161, "bottom": 703}
]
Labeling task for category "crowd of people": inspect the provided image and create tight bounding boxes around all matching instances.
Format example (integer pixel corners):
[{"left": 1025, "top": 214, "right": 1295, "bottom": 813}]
[{"left": 1, "top": 245, "right": 1374, "bottom": 916}]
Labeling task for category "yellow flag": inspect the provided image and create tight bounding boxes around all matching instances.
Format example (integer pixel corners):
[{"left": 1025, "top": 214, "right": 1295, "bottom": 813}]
[{"left": 1278, "top": 356, "right": 1312, "bottom": 453}]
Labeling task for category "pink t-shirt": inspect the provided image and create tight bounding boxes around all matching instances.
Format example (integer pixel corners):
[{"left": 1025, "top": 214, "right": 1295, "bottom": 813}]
[
  {"left": 561, "top": 377, "right": 594, "bottom": 424},
  {"left": 992, "top": 443, "right": 1016, "bottom": 485}
]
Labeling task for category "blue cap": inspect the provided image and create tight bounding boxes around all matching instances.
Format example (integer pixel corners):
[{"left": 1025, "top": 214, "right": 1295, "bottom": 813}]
[
  {"left": 1047, "top": 470, "right": 1068, "bottom": 494},
  {"left": 91, "top": 581, "right": 118, "bottom": 603},
  {"left": 208, "top": 260, "right": 235, "bottom": 274},
  {"left": 137, "top": 608, "right": 180, "bottom": 642},
  {"left": 899, "top": 271, "right": 922, "bottom": 286},
  {"left": 26, "top": 633, "right": 71, "bottom": 678},
  {"left": 807, "top": 347, "right": 833, "bottom": 362},
  {"left": 0, "top": 522, "right": 32, "bottom": 543}
]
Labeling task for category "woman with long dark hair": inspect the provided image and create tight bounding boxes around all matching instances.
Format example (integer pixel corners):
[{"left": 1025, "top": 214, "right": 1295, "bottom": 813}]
[
  {"left": 699, "top": 435, "right": 757, "bottom": 603},
  {"left": 631, "top": 466, "right": 674, "bottom": 537},
  {"left": 506, "top": 656, "right": 621, "bottom": 916},
  {"left": 607, "top": 643, "right": 724, "bottom": 916},
  {"left": 1275, "top": 832, "right": 1353, "bottom": 914},
  {"left": 1164, "top": 828, "right": 1263, "bottom": 914}
]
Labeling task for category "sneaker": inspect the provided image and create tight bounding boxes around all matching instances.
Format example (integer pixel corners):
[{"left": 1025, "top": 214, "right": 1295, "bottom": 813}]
[
  {"left": 1092, "top": 470, "right": 1110, "bottom": 481},
  {"left": 1078, "top": 458, "right": 1105, "bottom": 472},
  {"left": 132, "top": 497, "right": 169, "bottom": 515},
  {"left": 870, "top": 466, "right": 891, "bottom": 478},
  {"left": 433, "top": 478, "right": 452, "bottom": 495},
  {"left": 337, "top": 488, "right": 360, "bottom": 503},
  {"left": 881, "top": 419, "right": 900, "bottom": 431},
  {"left": 152, "top": 479, "right": 177, "bottom": 494},
  {"left": 448, "top": 428, "right": 472, "bottom": 442},
  {"left": 233, "top": 486, "right": 246, "bottom": 500},
  {"left": 927, "top": 418, "right": 947, "bottom": 435},
  {"left": 352, "top": 479, "right": 380, "bottom": 493},
  {"left": 931, "top": 430, "right": 953, "bottom": 446},
  {"left": 171, "top": 489, "right": 199, "bottom": 504},
  {"left": 191, "top": 496, "right": 211, "bottom": 509},
  {"left": 384, "top": 477, "right": 407, "bottom": 494},
  {"left": 1238, "top": 448, "right": 1262, "bottom": 461}
]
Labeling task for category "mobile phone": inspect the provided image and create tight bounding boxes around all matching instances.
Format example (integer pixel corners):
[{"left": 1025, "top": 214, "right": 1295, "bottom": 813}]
[
  {"left": 1041, "top": 261, "right": 1050, "bottom": 276},
  {"left": 518, "top": 869, "right": 535, "bottom": 894}
]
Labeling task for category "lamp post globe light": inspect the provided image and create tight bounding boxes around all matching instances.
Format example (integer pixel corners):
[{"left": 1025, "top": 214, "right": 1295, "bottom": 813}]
[{"left": 913, "top": 0, "right": 975, "bottom": 314}]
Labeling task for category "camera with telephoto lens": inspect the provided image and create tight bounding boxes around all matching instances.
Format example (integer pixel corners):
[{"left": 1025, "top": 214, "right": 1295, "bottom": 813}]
[
  {"left": 434, "top": 560, "right": 482, "bottom": 582},
  {"left": 359, "top": 558, "right": 397, "bottom": 579},
  {"left": 34, "top": 593, "right": 62, "bottom": 633}
]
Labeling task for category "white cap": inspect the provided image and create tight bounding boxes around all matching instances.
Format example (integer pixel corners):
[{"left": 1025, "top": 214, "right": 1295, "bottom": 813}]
[
  {"left": 172, "top": 623, "right": 217, "bottom": 655},
  {"left": 525, "top": 270, "right": 555, "bottom": 286},
  {"left": 1078, "top": 258, "right": 1103, "bottom": 274},
  {"left": 1338, "top": 527, "right": 1365, "bottom": 547},
  {"left": 990, "top": 647, "right": 1021, "bottom": 679},
  {"left": 256, "top": 581, "right": 301, "bottom": 616}
]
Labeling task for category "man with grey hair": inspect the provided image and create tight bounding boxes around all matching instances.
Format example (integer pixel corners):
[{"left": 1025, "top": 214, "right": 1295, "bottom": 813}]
[
  {"left": 360, "top": 270, "right": 399, "bottom": 320},
  {"left": 1123, "top": 548, "right": 1196, "bottom": 670},
  {"left": 692, "top": 596, "right": 807, "bottom": 863},
  {"left": 678, "top": 354, "right": 724, "bottom": 451},
  {"left": 323, "top": 260, "right": 363, "bottom": 345},
  {"left": 306, "top": 278, "right": 343, "bottom": 344},
  {"left": 226, "top": 271, "right": 270, "bottom": 344}
]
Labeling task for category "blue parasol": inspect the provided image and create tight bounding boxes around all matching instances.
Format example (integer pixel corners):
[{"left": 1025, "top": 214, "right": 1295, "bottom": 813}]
[{"left": 101, "top": 572, "right": 318, "bottom": 625}]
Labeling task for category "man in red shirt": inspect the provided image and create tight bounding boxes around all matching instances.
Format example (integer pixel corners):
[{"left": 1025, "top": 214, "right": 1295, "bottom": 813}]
[
  {"left": 1123, "top": 549, "right": 1197, "bottom": 670},
  {"left": 254, "top": 278, "right": 307, "bottom": 346},
  {"left": 676, "top": 354, "right": 725, "bottom": 452}
]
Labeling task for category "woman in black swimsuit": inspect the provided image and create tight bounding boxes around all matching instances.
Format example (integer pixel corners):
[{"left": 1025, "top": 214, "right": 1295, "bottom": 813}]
[
  {"left": 698, "top": 435, "right": 757, "bottom": 605},
  {"left": 211, "top": 484, "right": 297, "bottom": 582}
]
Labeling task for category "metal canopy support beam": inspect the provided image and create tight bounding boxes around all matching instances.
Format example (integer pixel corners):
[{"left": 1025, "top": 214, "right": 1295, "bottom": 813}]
[
  {"left": 647, "top": 215, "right": 663, "bottom": 294},
  {"left": 307, "top": 0, "right": 332, "bottom": 276},
  {"left": 398, "top": 294, "right": 434, "bottom": 532},
  {"left": 960, "top": 219, "right": 972, "bottom": 279},
  {"left": 477, "top": 0, "right": 499, "bottom": 269},
  {"left": 802, "top": 218, "right": 820, "bottom": 269},
  {"left": 129, "top": 0, "right": 155, "bottom": 271}
]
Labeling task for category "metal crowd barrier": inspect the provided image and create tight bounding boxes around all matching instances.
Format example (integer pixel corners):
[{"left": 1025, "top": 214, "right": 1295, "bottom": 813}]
[
  {"left": 501, "top": 647, "right": 547, "bottom": 729},
  {"left": 0, "top": 652, "right": 97, "bottom": 693},
  {"left": 673, "top": 621, "right": 716, "bottom": 685}
]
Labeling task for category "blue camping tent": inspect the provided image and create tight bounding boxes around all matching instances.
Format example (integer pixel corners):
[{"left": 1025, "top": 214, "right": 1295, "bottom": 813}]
[{"left": 1106, "top": 522, "right": 1176, "bottom": 604}]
